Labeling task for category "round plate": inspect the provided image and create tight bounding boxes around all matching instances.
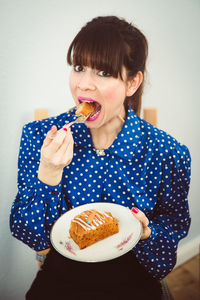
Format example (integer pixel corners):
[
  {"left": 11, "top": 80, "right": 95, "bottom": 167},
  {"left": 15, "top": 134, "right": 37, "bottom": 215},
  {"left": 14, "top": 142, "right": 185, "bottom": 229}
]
[{"left": 50, "top": 203, "right": 142, "bottom": 262}]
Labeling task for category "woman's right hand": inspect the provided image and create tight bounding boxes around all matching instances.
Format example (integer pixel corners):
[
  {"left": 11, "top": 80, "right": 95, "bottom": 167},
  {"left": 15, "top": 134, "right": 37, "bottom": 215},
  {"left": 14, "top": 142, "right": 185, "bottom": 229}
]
[{"left": 38, "top": 125, "right": 74, "bottom": 186}]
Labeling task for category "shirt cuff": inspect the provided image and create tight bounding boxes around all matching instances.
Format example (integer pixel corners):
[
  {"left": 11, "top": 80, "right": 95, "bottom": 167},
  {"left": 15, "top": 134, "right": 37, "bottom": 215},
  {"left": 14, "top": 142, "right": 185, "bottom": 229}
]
[{"left": 33, "top": 176, "right": 62, "bottom": 203}]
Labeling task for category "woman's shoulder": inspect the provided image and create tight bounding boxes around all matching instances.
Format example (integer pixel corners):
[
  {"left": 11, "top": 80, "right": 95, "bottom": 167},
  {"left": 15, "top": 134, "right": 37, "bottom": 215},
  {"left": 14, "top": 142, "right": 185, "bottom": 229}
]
[
  {"left": 139, "top": 117, "right": 190, "bottom": 160},
  {"left": 22, "top": 107, "right": 76, "bottom": 139}
]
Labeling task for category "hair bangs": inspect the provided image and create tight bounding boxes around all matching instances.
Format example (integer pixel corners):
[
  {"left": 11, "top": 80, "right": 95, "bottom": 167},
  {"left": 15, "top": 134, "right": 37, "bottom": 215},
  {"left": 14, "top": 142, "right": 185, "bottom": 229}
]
[{"left": 67, "top": 25, "right": 125, "bottom": 79}]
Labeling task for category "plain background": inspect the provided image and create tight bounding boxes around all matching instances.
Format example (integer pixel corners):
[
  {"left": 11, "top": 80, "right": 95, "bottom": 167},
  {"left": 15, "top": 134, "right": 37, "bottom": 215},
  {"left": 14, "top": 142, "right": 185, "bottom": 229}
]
[{"left": 0, "top": 0, "right": 199, "bottom": 299}]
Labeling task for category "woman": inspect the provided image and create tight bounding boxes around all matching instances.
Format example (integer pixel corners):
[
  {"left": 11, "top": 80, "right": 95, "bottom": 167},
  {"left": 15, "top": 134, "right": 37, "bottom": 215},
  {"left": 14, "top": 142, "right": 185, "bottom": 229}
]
[{"left": 10, "top": 16, "right": 191, "bottom": 299}]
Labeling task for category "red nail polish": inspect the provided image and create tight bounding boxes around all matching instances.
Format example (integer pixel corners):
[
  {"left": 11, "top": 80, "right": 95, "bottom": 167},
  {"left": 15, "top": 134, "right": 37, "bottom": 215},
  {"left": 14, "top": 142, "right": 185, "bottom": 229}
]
[
  {"left": 63, "top": 128, "right": 68, "bottom": 132},
  {"left": 132, "top": 207, "right": 139, "bottom": 213}
]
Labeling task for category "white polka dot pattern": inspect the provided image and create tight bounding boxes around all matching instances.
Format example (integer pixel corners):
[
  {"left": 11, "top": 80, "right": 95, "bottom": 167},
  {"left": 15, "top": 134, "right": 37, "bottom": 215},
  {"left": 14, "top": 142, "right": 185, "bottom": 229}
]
[{"left": 9, "top": 107, "right": 191, "bottom": 279}]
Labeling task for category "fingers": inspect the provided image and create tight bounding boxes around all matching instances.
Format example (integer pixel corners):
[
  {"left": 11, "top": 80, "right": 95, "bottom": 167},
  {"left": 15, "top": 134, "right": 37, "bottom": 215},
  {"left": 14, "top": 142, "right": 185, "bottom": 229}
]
[
  {"left": 141, "top": 226, "right": 151, "bottom": 240},
  {"left": 47, "top": 128, "right": 69, "bottom": 152},
  {"left": 131, "top": 207, "right": 149, "bottom": 227},
  {"left": 131, "top": 207, "right": 151, "bottom": 240},
  {"left": 53, "top": 128, "right": 74, "bottom": 165},
  {"left": 41, "top": 125, "right": 74, "bottom": 168},
  {"left": 43, "top": 125, "right": 58, "bottom": 147}
]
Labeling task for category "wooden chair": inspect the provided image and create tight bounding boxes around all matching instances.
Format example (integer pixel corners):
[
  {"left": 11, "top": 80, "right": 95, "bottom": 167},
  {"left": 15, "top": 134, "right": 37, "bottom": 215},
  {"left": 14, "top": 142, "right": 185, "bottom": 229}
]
[
  {"left": 143, "top": 107, "right": 158, "bottom": 126},
  {"left": 34, "top": 109, "right": 49, "bottom": 121},
  {"left": 34, "top": 107, "right": 158, "bottom": 125}
]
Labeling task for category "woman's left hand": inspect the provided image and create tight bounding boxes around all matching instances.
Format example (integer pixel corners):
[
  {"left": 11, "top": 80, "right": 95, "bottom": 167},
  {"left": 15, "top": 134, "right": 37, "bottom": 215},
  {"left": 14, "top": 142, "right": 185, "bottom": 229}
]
[{"left": 131, "top": 207, "right": 151, "bottom": 240}]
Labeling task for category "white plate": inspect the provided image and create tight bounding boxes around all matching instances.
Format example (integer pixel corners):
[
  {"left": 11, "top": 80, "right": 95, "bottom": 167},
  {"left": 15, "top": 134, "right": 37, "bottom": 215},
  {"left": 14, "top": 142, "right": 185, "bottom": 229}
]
[{"left": 50, "top": 203, "right": 142, "bottom": 262}]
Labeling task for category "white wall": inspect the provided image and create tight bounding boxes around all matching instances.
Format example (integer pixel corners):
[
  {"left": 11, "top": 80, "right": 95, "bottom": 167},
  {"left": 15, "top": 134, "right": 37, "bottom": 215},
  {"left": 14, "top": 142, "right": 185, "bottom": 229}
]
[{"left": 1, "top": 0, "right": 200, "bottom": 298}]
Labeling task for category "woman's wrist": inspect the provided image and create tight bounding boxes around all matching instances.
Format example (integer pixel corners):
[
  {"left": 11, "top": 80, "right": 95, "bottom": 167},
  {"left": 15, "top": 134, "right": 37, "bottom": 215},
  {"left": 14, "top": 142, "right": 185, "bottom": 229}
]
[{"left": 38, "top": 161, "right": 63, "bottom": 186}]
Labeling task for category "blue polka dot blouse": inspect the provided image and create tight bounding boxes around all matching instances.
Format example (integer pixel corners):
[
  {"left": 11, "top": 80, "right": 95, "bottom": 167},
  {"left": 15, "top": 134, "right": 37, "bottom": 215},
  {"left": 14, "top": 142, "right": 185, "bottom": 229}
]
[{"left": 10, "top": 107, "right": 191, "bottom": 279}]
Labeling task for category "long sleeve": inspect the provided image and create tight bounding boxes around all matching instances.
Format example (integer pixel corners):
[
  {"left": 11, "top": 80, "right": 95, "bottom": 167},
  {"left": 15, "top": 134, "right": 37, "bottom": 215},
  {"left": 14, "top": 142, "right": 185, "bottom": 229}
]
[
  {"left": 10, "top": 122, "right": 68, "bottom": 251},
  {"left": 133, "top": 144, "right": 191, "bottom": 280}
]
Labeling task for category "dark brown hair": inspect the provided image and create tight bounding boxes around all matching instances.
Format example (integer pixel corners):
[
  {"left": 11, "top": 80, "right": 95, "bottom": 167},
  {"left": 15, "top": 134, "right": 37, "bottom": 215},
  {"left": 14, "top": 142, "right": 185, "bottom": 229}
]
[{"left": 67, "top": 16, "right": 148, "bottom": 116}]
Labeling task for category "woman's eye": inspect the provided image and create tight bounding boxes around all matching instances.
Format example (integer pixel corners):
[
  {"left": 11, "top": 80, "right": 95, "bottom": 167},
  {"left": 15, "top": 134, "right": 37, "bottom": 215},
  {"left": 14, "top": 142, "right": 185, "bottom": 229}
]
[
  {"left": 74, "top": 65, "right": 84, "bottom": 72},
  {"left": 98, "top": 70, "right": 111, "bottom": 77}
]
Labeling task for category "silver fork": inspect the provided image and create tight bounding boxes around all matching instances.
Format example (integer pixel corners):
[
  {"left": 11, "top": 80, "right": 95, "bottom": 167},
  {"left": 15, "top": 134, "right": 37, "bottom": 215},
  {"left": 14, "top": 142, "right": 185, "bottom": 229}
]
[{"left": 63, "top": 114, "right": 89, "bottom": 130}]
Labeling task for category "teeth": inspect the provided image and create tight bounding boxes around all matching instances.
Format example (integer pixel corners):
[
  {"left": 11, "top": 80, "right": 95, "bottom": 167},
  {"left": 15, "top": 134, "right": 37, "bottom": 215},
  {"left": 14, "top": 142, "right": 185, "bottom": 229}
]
[
  {"left": 80, "top": 100, "right": 93, "bottom": 103},
  {"left": 90, "top": 108, "right": 101, "bottom": 118}
]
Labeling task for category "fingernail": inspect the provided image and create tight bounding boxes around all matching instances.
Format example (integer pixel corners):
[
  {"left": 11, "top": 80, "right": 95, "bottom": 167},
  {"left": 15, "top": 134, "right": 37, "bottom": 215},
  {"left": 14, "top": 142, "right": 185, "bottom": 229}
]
[
  {"left": 63, "top": 128, "right": 68, "bottom": 132},
  {"left": 50, "top": 125, "right": 54, "bottom": 131},
  {"left": 132, "top": 207, "right": 139, "bottom": 214}
]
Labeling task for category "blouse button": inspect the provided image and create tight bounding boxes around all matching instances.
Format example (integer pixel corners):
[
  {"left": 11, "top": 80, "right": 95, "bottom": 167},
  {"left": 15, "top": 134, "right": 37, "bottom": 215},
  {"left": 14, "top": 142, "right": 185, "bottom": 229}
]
[{"left": 52, "top": 191, "right": 58, "bottom": 195}]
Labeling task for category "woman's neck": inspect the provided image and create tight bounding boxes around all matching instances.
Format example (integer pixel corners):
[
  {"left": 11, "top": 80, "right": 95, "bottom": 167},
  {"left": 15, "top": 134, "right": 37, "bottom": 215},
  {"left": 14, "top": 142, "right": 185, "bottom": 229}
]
[{"left": 90, "top": 107, "right": 126, "bottom": 150}]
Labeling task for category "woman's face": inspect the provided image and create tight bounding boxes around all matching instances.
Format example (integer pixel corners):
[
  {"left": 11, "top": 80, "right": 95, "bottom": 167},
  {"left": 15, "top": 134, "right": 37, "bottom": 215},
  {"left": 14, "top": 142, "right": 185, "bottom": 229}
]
[{"left": 69, "top": 65, "right": 131, "bottom": 129}]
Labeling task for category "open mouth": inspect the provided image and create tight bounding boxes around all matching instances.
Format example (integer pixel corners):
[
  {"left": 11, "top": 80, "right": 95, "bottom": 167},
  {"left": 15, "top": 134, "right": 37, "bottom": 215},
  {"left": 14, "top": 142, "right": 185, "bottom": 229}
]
[{"left": 78, "top": 97, "right": 101, "bottom": 121}]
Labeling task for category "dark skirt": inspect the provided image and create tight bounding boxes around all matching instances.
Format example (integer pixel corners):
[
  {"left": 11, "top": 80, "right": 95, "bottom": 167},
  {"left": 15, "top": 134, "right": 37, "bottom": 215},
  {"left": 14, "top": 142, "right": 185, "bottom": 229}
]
[{"left": 26, "top": 247, "right": 162, "bottom": 300}]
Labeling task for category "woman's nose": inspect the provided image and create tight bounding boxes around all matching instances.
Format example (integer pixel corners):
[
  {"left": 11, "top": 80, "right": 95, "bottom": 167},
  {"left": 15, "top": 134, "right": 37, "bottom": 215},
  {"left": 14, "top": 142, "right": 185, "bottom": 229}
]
[{"left": 77, "top": 71, "right": 96, "bottom": 91}]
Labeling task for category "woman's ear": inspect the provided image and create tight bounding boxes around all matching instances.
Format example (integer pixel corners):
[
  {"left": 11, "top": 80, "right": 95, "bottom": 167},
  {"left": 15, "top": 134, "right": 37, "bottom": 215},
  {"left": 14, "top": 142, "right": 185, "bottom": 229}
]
[{"left": 126, "top": 71, "right": 143, "bottom": 97}]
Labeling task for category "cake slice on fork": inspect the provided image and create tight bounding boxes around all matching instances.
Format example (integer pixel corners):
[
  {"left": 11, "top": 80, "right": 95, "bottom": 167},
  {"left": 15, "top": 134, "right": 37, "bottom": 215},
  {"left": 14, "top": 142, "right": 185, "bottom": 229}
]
[{"left": 76, "top": 102, "right": 95, "bottom": 117}]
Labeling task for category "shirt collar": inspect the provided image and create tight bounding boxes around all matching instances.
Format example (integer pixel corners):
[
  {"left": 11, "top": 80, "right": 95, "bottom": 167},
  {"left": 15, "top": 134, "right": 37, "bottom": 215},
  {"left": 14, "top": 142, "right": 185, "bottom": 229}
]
[{"left": 72, "top": 107, "right": 142, "bottom": 161}]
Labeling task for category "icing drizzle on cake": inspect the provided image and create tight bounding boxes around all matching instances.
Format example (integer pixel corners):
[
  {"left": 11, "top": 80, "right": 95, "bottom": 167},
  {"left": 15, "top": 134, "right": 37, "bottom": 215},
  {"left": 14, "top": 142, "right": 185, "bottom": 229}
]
[{"left": 71, "top": 210, "right": 112, "bottom": 231}]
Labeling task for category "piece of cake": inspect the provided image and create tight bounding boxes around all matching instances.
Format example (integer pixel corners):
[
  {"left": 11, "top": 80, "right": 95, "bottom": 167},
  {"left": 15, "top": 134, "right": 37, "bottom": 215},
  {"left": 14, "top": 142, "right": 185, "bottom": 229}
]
[
  {"left": 69, "top": 209, "right": 119, "bottom": 249},
  {"left": 76, "top": 102, "right": 95, "bottom": 117}
]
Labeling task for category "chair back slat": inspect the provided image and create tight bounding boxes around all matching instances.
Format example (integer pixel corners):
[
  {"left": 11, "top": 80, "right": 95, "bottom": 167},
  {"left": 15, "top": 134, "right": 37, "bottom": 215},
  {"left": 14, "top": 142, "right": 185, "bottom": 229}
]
[
  {"left": 34, "top": 109, "right": 48, "bottom": 121},
  {"left": 143, "top": 107, "right": 158, "bottom": 127}
]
